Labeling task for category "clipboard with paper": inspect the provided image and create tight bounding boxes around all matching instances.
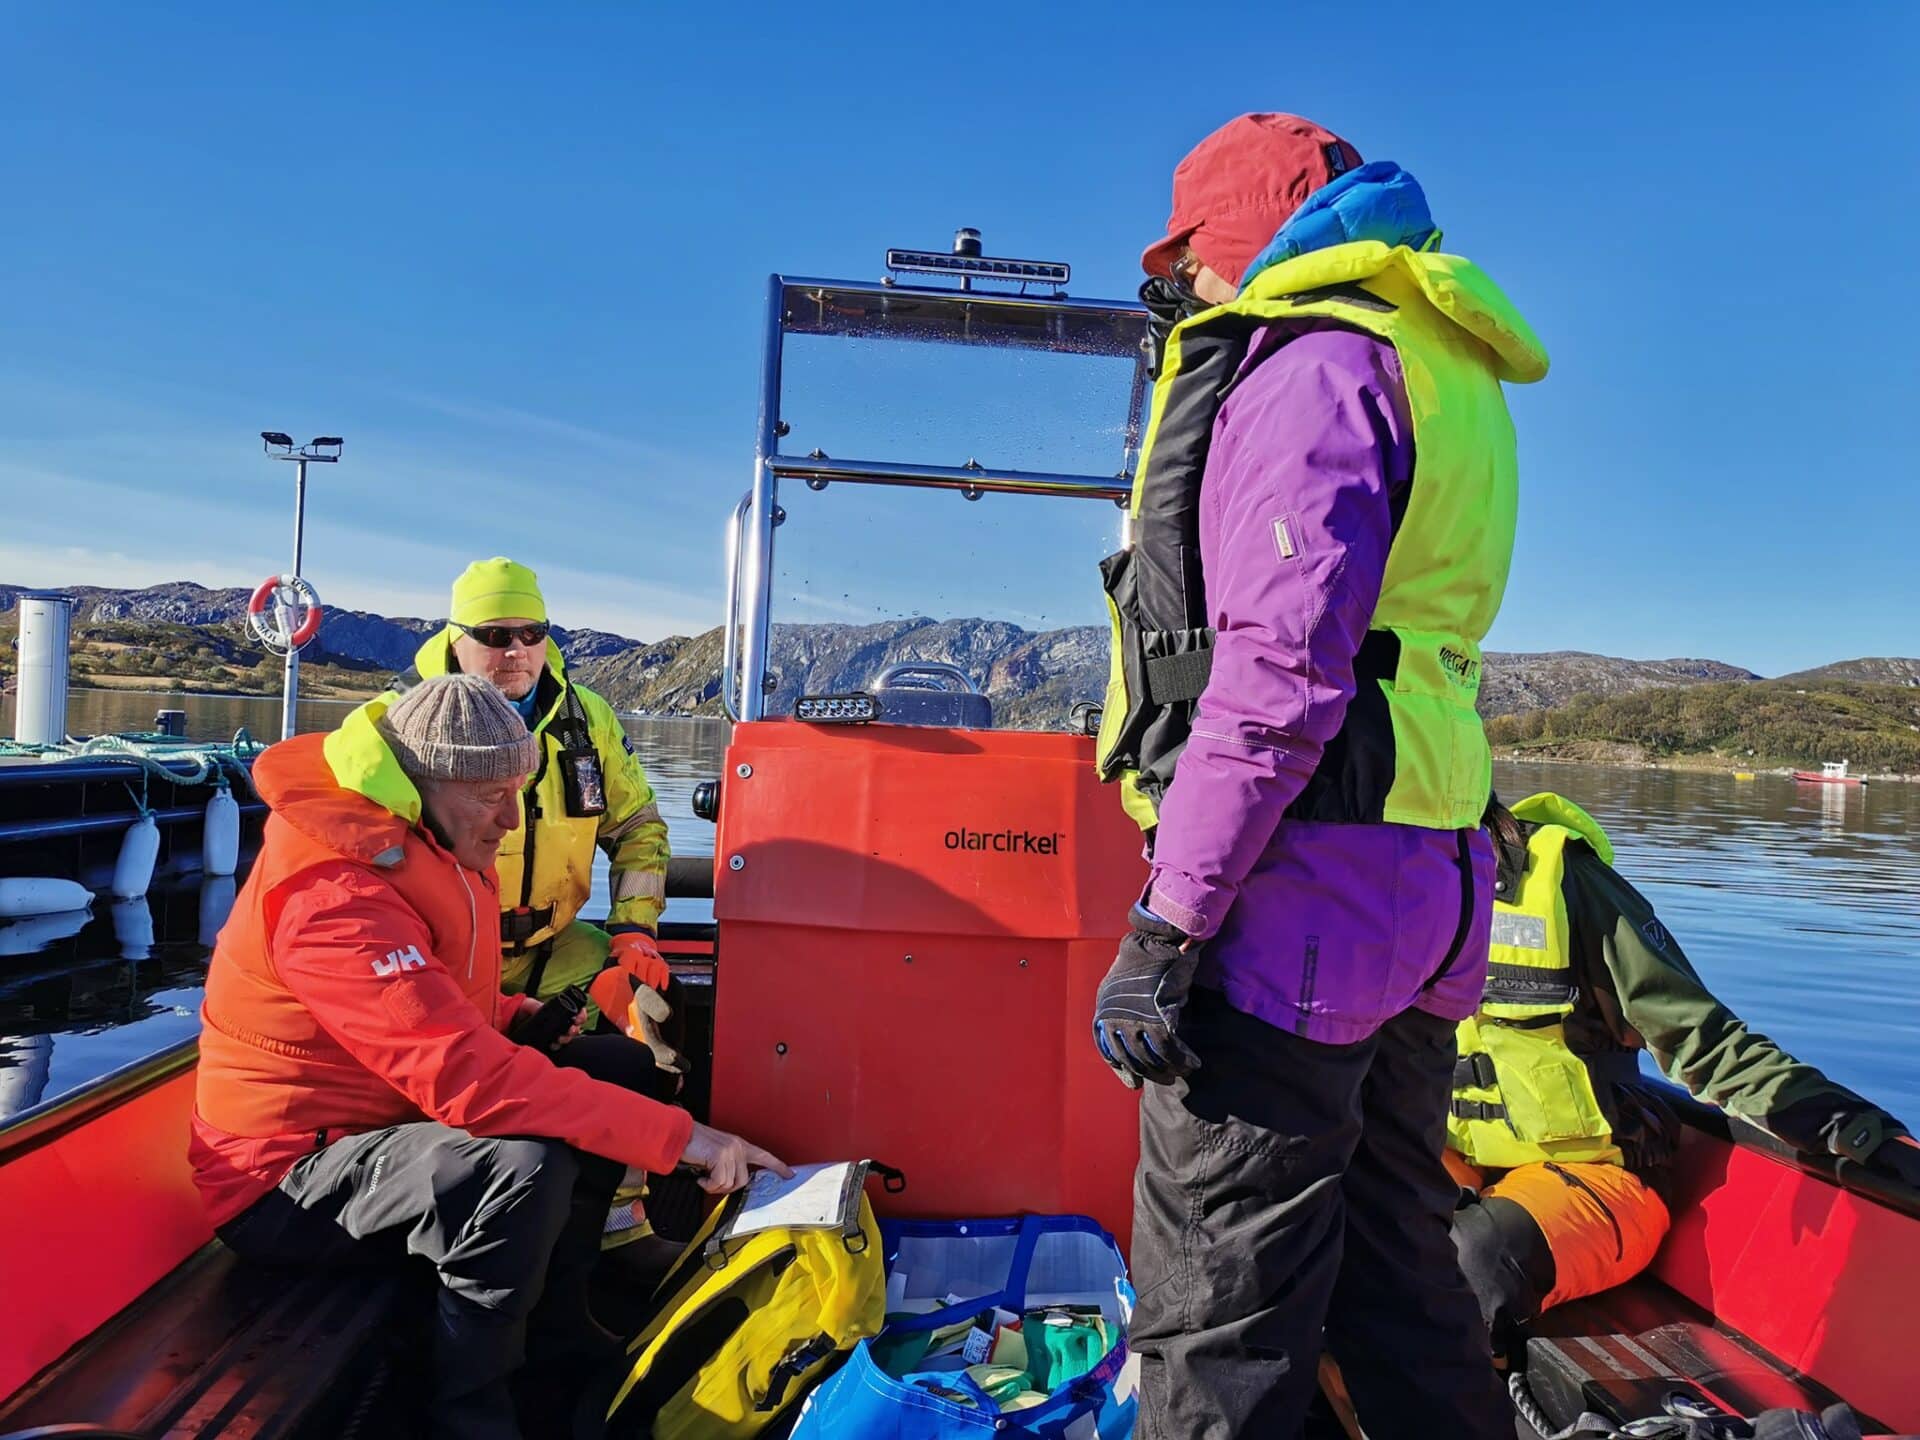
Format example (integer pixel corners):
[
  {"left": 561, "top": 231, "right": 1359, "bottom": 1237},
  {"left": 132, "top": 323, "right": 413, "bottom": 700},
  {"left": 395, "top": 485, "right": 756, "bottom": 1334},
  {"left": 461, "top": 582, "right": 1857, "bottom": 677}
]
[{"left": 703, "top": 1158, "right": 906, "bottom": 1267}]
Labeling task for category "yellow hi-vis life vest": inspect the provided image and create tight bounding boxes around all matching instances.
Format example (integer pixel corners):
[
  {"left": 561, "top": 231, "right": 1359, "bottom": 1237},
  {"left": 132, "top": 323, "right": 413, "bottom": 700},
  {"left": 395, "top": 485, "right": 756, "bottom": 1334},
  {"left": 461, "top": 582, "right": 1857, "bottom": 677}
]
[
  {"left": 1096, "top": 241, "right": 1548, "bottom": 832},
  {"left": 1449, "top": 793, "right": 1623, "bottom": 1169}
]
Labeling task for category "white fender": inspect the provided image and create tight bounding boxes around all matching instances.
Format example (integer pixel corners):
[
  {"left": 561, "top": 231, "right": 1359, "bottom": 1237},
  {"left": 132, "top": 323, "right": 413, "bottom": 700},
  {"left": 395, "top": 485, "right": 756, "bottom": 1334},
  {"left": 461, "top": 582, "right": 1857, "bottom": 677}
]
[
  {"left": 204, "top": 788, "right": 240, "bottom": 877},
  {"left": 112, "top": 814, "right": 161, "bottom": 900},
  {"left": 0, "top": 876, "right": 94, "bottom": 918}
]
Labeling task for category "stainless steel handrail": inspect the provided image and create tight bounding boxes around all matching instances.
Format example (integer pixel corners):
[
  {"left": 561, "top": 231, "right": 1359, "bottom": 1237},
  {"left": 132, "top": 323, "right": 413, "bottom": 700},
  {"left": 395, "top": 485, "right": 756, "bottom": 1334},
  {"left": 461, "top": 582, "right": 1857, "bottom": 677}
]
[
  {"left": 766, "top": 454, "right": 1129, "bottom": 503},
  {"left": 721, "top": 490, "right": 752, "bottom": 721},
  {"left": 737, "top": 277, "right": 787, "bottom": 723}
]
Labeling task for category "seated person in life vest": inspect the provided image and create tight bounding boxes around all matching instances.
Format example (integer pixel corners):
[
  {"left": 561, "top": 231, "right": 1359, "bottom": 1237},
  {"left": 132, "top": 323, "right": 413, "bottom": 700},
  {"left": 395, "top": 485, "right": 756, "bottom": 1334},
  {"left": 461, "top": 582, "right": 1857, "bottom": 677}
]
[
  {"left": 388, "top": 557, "right": 674, "bottom": 1052},
  {"left": 189, "top": 674, "right": 788, "bottom": 1440},
  {"left": 1448, "top": 792, "right": 1920, "bottom": 1352}
]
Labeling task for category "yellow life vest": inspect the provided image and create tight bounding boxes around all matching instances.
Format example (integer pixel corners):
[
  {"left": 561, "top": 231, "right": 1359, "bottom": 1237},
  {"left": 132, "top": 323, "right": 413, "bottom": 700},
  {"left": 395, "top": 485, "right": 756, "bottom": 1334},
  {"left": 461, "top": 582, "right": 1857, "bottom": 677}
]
[
  {"left": 1096, "top": 240, "right": 1548, "bottom": 832},
  {"left": 1449, "top": 793, "right": 1623, "bottom": 1169}
]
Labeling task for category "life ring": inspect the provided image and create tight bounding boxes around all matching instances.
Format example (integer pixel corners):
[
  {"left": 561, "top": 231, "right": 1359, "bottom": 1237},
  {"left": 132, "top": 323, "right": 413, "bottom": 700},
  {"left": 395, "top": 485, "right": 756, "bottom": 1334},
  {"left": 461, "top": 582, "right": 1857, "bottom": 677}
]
[{"left": 247, "top": 574, "right": 323, "bottom": 652}]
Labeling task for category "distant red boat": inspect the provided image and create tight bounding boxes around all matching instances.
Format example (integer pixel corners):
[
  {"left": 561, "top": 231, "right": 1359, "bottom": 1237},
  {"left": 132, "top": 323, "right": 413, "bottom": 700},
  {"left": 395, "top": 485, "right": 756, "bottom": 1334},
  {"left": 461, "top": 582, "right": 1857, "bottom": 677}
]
[{"left": 1794, "top": 761, "right": 1867, "bottom": 786}]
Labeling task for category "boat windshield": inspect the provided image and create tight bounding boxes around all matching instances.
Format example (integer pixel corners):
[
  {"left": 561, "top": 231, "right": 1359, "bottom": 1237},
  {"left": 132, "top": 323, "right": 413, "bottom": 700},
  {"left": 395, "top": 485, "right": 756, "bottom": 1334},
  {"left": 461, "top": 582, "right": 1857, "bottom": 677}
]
[
  {"left": 769, "top": 329, "right": 1138, "bottom": 728},
  {"left": 734, "top": 270, "right": 1150, "bottom": 730}
]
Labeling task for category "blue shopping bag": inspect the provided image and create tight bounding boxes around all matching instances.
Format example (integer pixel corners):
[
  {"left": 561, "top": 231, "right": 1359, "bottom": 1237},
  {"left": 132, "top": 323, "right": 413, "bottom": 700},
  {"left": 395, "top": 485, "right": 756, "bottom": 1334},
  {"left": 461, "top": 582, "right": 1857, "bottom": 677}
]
[{"left": 790, "top": 1214, "right": 1137, "bottom": 1439}]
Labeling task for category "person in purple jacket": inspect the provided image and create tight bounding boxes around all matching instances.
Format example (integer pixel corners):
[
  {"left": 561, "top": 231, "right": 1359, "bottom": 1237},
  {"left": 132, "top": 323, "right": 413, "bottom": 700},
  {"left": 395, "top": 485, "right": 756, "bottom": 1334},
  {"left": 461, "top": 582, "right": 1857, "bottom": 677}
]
[{"left": 1092, "top": 114, "right": 1549, "bottom": 1437}]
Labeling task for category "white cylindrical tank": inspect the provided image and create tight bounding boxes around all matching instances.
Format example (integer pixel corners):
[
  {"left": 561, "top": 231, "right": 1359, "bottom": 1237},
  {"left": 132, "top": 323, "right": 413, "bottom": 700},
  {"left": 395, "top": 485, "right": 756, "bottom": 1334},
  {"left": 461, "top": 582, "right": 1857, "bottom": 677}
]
[
  {"left": 204, "top": 787, "right": 240, "bottom": 876},
  {"left": 198, "top": 873, "right": 238, "bottom": 948},
  {"left": 0, "top": 876, "right": 93, "bottom": 918},
  {"left": 13, "top": 592, "right": 74, "bottom": 746},
  {"left": 112, "top": 813, "right": 160, "bottom": 899}
]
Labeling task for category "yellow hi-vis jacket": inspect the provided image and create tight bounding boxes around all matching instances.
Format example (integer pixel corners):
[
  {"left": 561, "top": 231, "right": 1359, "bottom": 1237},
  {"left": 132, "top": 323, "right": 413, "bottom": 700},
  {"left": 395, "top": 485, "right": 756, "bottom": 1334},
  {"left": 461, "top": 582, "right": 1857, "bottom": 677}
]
[
  {"left": 1449, "top": 793, "right": 1622, "bottom": 1169},
  {"left": 395, "top": 629, "right": 669, "bottom": 962}
]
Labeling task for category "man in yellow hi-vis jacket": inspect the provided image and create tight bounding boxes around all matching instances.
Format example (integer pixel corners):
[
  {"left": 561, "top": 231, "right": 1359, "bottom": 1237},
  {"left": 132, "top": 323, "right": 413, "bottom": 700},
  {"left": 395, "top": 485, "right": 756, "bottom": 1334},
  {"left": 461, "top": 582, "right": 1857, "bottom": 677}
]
[{"left": 379, "top": 558, "right": 673, "bottom": 1014}]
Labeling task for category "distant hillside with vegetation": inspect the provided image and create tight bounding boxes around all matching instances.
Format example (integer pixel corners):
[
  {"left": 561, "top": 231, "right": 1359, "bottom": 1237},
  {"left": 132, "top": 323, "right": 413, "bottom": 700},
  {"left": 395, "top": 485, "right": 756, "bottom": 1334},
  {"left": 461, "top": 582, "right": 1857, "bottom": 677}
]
[
  {"left": 1477, "top": 651, "right": 1757, "bottom": 716},
  {"left": 1778, "top": 657, "right": 1920, "bottom": 687},
  {"left": 1487, "top": 679, "right": 1920, "bottom": 776}
]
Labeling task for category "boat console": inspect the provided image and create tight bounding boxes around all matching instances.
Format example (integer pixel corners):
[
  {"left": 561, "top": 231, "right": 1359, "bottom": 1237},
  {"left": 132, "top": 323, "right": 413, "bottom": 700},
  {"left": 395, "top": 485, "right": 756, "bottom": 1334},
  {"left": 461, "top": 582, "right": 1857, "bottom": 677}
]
[{"left": 704, "top": 234, "right": 1156, "bottom": 1246}]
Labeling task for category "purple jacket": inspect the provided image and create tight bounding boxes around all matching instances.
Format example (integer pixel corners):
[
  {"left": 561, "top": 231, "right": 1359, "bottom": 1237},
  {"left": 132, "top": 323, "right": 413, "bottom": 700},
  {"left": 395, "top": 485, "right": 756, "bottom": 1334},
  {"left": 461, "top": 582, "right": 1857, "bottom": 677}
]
[{"left": 1144, "top": 324, "right": 1492, "bottom": 1044}]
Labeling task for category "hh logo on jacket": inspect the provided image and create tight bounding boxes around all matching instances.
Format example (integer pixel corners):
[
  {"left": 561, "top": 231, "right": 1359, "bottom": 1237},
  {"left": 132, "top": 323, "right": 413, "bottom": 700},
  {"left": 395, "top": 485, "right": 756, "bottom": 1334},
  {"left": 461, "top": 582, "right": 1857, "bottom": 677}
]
[{"left": 371, "top": 945, "right": 427, "bottom": 977}]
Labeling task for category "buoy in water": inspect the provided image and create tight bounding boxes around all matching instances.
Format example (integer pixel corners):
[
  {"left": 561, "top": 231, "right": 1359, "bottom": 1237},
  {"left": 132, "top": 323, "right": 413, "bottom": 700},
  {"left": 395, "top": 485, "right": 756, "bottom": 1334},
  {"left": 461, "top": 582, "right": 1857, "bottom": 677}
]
[
  {"left": 112, "top": 813, "right": 160, "bottom": 900},
  {"left": 204, "top": 787, "right": 240, "bottom": 877},
  {"left": 1734, "top": 771, "right": 1757, "bottom": 781},
  {"left": 0, "top": 908, "right": 91, "bottom": 956},
  {"left": 112, "top": 896, "right": 154, "bottom": 960},
  {"left": 0, "top": 876, "right": 94, "bottom": 918},
  {"left": 199, "top": 874, "right": 238, "bottom": 948}
]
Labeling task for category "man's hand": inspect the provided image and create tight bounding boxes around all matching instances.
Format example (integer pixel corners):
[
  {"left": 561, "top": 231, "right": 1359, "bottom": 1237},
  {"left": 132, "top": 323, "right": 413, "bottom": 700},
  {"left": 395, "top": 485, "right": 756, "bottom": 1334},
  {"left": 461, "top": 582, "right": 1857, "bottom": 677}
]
[
  {"left": 1868, "top": 1132, "right": 1920, "bottom": 1190},
  {"left": 1092, "top": 905, "right": 1201, "bottom": 1090},
  {"left": 677, "top": 1122, "right": 793, "bottom": 1195},
  {"left": 609, "top": 931, "right": 670, "bottom": 991},
  {"left": 512, "top": 994, "right": 585, "bottom": 1051}
]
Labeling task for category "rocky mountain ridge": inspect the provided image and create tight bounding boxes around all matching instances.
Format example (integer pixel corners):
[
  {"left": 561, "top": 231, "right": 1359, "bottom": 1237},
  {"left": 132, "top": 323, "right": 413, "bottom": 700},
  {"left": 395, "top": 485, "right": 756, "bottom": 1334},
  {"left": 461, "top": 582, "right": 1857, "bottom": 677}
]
[{"left": 5, "top": 582, "right": 1909, "bottom": 727}]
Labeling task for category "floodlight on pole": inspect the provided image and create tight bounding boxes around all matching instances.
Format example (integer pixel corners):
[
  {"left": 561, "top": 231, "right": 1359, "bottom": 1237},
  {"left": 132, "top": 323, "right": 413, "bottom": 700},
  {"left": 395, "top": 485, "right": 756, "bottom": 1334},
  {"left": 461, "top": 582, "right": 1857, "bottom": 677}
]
[{"left": 259, "top": 431, "right": 343, "bottom": 740}]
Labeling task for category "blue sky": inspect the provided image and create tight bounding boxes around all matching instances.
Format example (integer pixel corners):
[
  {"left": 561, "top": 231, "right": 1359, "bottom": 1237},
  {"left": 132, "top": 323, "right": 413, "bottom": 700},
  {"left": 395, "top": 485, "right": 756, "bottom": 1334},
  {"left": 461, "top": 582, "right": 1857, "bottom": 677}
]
[{"left": 2, "top": 2, "right": 1915, "bottom": 674}]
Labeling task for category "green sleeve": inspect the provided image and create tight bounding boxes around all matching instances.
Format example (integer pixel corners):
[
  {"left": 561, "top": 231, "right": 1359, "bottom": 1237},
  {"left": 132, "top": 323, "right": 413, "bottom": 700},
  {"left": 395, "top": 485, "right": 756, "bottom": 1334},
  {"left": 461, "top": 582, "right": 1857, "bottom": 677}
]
[
  {"left": 580, "top": 687, "right": 669, "bottom": 932},
  {"left": 1564, "top": 847, "right": 1886, "bottom": 1154}
]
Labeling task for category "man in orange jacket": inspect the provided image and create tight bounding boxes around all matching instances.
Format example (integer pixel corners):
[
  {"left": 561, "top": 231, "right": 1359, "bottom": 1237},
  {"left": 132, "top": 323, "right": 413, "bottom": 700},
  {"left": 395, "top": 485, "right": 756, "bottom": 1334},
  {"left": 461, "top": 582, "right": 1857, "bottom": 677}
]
[{"left": 190, "top": 674, "right": 786, "bottom": 1440}]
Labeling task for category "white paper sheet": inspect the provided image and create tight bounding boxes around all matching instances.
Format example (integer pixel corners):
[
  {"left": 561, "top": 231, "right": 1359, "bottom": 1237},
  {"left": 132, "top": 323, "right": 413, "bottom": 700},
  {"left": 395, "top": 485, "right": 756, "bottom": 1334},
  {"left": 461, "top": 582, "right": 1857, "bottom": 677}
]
[{"left": 729, "top": 1160, "right": 859, "bottom": 1237}]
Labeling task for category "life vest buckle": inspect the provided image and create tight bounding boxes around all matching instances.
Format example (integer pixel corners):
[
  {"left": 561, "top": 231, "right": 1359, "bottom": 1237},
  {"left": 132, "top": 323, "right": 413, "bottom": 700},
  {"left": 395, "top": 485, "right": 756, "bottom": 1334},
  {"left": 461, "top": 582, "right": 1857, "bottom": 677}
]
[
  {"left": 1450, "top": 1098, "right": 1507, "bottom": 1124},
  {"left": 501, "top": 904, "right": 556, "bottom": 945},
  {"left": 1453, "top": 1053, "right": 1499, "bottom": 1090}
]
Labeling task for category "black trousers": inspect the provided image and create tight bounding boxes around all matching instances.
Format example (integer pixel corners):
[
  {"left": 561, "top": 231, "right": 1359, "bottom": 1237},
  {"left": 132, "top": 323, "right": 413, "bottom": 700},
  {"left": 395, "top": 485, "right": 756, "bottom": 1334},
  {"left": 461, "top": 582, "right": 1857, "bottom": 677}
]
[
  {"left": 1130, "top": 988, "right": 1509, "bottom": 1440},
  {"left": 218, "top": 1036, "right": 668, "bottom": 1440}
]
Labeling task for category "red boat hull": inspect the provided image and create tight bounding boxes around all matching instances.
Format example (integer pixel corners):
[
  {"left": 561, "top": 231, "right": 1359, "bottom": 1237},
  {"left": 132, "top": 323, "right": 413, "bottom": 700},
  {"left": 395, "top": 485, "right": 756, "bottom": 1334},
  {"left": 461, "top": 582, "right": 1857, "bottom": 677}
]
[{"left": 1793, "top": 771, "right": 1866, "bottom": 785}]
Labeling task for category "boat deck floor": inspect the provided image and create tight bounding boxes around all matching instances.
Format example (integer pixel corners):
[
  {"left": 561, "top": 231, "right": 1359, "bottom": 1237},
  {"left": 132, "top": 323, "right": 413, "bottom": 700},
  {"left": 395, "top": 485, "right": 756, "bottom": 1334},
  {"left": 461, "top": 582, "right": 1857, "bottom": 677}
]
[
  {"left": 0, "top": 1248, "right": 1879, "bottom": 1439},
  {"left": 1516, "top": 1274, "right": 1878, "bottom": 1435}
]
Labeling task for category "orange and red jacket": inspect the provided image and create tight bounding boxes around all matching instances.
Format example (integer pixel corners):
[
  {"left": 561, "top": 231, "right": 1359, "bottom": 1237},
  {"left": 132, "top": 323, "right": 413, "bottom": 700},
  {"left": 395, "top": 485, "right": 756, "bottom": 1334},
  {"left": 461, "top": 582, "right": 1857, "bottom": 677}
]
[{"left": 189, "top": 732, "right": 692, "bottom": 1226}]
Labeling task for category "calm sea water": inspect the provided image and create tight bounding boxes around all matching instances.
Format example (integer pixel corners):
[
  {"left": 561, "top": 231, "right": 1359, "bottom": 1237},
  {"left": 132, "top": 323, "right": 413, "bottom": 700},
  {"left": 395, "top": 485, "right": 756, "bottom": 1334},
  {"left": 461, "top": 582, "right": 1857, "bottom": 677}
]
[{"left": 4, "top": 691, "right": 1916, "bottom": 1131}]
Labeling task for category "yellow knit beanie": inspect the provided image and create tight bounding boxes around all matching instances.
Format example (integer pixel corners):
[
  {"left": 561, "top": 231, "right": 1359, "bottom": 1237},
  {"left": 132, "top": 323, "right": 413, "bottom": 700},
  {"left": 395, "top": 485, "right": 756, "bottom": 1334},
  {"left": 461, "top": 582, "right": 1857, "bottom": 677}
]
[{"left": 450, "top": 557, "right": 546, "bottom": 627}]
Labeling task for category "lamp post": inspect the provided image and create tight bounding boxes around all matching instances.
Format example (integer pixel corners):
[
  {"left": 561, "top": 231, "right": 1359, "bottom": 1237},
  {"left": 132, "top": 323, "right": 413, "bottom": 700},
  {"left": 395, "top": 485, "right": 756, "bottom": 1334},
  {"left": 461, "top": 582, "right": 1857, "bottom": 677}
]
[{"left": 259, "top": 432, "right": 342, "bottom": 739}]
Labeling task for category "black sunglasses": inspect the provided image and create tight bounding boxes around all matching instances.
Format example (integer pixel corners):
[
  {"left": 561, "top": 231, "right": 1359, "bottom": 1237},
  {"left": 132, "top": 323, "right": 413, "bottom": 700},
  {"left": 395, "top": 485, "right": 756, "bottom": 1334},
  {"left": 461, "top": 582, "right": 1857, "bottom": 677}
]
[{"left": 455, "top": 620, "right": 550, "bottom": 649}]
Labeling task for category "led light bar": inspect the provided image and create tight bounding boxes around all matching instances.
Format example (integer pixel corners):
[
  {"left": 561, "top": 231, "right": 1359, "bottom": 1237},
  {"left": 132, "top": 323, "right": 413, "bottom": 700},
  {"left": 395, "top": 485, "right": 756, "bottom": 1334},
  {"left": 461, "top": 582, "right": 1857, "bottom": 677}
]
[
  {"left": 795, "top": 692, "right": 880, "bottom": 724},
  {"left": 885, "top": 249, "right": 1070, "bottom": 286}
]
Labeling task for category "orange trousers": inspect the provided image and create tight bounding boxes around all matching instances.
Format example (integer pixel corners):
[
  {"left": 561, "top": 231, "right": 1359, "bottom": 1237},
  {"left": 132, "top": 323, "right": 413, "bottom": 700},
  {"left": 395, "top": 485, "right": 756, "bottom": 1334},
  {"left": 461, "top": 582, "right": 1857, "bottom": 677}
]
[{"left": 1446, "top": 1150, "right": 1670, "bottom": 1312}]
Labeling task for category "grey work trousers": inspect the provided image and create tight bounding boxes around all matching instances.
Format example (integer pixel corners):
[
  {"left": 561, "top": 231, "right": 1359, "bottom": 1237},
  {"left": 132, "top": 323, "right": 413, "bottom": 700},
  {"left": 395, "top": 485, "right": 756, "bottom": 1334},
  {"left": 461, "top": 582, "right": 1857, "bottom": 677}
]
[{"left": 218, "top": 1035, "right": 665, "bottom": 1440}]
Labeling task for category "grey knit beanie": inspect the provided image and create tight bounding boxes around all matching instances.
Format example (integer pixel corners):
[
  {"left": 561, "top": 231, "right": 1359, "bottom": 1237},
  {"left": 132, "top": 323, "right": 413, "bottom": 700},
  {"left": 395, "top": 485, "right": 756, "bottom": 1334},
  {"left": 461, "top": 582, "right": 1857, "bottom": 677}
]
[{"left": 379, "top": 673, "right": 540, "bottom": 783}]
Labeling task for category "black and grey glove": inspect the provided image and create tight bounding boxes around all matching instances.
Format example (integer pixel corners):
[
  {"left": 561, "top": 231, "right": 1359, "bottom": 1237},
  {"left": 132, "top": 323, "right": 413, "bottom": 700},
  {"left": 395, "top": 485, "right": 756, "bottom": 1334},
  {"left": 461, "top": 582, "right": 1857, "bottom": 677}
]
[
  {"left": 1092, "top": 905, "right": 1200, "bottom": 1090},
  {"left": 1829, "top": 1108, "right": 1920, "bottom": 1189}
]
